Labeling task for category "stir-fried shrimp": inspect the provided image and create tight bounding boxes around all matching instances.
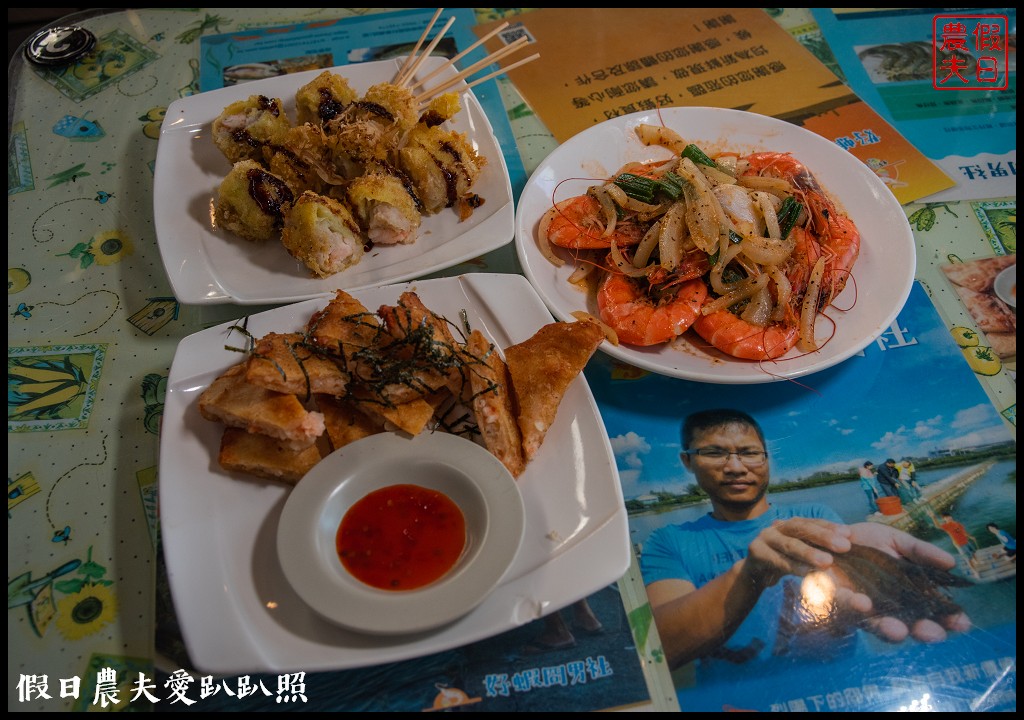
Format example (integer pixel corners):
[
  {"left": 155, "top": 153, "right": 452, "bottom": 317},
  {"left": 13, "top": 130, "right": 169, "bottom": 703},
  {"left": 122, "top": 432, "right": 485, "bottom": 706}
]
[
  {"left": 692, "top": 310, "right": 800, "bottom": 360},
  {"left": 598, "top": 274, "right": 707, "bottom": 346},
  {"left": 540, "top": 195, "right": 647, "bottom": 250},
  {"left": 536, "top": 126, "right": 861, "bottom": 360}
]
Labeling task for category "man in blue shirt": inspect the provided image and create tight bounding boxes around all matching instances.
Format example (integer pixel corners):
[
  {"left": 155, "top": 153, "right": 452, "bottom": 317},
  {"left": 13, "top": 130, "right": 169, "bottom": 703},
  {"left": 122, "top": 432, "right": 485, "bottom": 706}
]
[{"left": 641, "top": 409, "right": 971, "bottom": 683}]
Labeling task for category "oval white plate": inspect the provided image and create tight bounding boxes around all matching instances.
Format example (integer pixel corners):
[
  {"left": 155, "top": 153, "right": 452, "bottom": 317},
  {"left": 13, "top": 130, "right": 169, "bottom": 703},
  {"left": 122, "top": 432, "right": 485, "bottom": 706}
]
[
  {"left": 154, "top": 57, "right": 513, "bottom": 305},
  {"left": 277, "top": 432, "right": 524, "bottom": 635},
  {"left": 993, "top": 264, "right": 1016, "bottom": 308},
  {"left": 515, "top": 106, "right": 916, "bottom": 384}
]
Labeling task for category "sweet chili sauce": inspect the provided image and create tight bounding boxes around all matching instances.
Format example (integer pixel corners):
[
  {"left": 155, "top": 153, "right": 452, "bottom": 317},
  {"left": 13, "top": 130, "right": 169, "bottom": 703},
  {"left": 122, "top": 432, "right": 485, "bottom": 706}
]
[{"left": 336, "top": 484, "right": 466, "bottom": 591}]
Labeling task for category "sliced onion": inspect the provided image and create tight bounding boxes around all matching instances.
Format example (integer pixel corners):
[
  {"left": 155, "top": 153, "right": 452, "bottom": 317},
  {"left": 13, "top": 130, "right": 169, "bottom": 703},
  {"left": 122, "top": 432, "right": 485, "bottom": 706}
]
[
  {"left": 700, "top": 164, "right": 738, "bottom": 187},
  {"left": 740, "top": 284, "right": 773, "bottom": 326},
  {"left": 715, "top": 154, "right": 738, "bottom": 176},
  {"left": 740, "top": 233, "right": 795, "bottom": 267},
  {"left": 737, "top": 174, "right": 792, "bottom": 197},
  {"left": 708, "top": 242, "right": 746, "bottom": 295},
  {"left": 753, "top": 191, "right": 782, "bottom": 240},
  {"left": 567, "top": 261, "right": 598, "bottom": 286},
  {"left": 701, "top": 274, "right": 769, "bottom": 315},
  {"left": 609, "top": 237, "right": 650, "bottom": 278},
  {"left": 634, "top": 123, "right": 688, "bottom": 155},
  {"left": 536, "top": 205, "right": 566, "bottom": 268},
  {"left": 714, "top": 184, "right": 760, "bottom": 237},
  {"left": 681, "top": 182, "right": 719, "bottom": 254},
  {"left": 633, "top": 219, "right": 662, "bottom": 268},
  {"left": 658, "top": 201, "right": 687, "bottom": 271},
  {"left": 798, "top": 257, "right": 827, "bottom": 352},
  {"left": 638, "top": 199, "right": 673, "bottom": 223},
  {"left": 769, "top": 265, "right": 792, "bottom": 321},
  {"left": 588, "top": 185, "right": 618, "bottom": 238},
  {"left": 605, "top": 183, "right": 662, "bottom": 214},
  {"left": 572, "top": 310, "right": 619, "bottom": 346}
]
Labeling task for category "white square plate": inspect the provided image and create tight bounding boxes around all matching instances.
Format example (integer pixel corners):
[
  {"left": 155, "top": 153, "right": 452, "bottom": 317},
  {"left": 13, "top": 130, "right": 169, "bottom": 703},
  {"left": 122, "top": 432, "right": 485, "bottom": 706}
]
[
  {"left": 159, "top": 274, "right": 630, "bottom": 674},
  {"left": 154, "top": 58, "right": 514, "bottom": 305}
]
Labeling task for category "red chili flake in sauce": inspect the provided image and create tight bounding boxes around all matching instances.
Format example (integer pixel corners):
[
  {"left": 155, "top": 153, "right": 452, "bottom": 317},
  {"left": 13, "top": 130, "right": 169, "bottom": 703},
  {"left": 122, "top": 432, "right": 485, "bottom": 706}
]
[{"left": 336, "top": 484, "right": 466, "bottom": 591}]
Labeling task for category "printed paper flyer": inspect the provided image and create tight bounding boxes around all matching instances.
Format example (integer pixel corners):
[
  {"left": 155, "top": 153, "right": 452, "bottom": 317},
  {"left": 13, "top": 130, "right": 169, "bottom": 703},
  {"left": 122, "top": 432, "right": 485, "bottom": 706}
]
[
  {"left": 585, "top": 283, "right": 1016, "bottom": 712},
  {"left": 811, "top": 8, "right": 1016, "bottom": 202},
  {"left": 474, "top": 7, "right": 954, "bottom": 205}
]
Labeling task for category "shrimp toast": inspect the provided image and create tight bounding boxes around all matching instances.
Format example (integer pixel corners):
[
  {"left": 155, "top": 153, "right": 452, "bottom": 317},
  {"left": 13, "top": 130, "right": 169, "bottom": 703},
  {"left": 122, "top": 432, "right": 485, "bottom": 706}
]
[
  {"left": 245, "top": 332, "right": 349, "bottom": 398},
  {"left": 306, "top": 289, "right": 381, "bottom": 361},
  {"left": 463, "top": 330, "right": 525, "bottom": 478},
  {"left": 314, "top": 393, "right": 384, "bottom": 450},
  {"left": 377, "top": 291, "right": 463, "bottom": 400},
  {"left": 505, "top": 319, "right": 605, "bottom": 462},
  {"left": 199, "top": 363, "right": 325, "bottom": 451},
  {"left": 217, "top": 426, "right": 323, "bottom": 484},
  {"left": 344, "top": 389, "right": 438, "bottom": 437}
]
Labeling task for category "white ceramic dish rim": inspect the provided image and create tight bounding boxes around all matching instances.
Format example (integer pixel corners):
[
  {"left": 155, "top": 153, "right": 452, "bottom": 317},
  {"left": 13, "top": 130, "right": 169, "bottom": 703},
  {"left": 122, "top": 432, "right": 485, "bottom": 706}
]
[{"left": 277, "top": 432, "right": 525, "bottom": 635}]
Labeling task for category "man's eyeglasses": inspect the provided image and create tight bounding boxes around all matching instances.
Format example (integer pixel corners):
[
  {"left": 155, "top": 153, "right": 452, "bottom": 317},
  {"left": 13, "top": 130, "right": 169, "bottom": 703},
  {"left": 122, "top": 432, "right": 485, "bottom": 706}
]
[{"left": 685, "top": 447, "right": 767, "bottom": 466}]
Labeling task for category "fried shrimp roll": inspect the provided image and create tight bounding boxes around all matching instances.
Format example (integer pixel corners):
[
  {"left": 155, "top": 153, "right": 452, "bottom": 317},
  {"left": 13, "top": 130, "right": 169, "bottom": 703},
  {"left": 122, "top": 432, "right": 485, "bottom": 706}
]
[
  {"left": 262, "top": 124, "right": 340, "bottom": 196},
  {"left": 417, "top": 92, "right": 461, "bottom": 127},
  {"left": 358, "top": 82, "right": 419, "bottom": 133},
  {"left": 212, "top": 94, "right": 292, "bottom": 165},
  {"left": 281, "top": 191, "right": 365, "bottom": 278},
  {"left": 215, "top": 160, "right": 295, "bottom": 242},
  {"left": 398, "top": 125, "right": 486, "bottom": 216},
  {"left": 347, "top": 166, "right": 422, "bottom": 246},
  {"left": 295, "top": 70, "right": 358, "bottom": 126}
]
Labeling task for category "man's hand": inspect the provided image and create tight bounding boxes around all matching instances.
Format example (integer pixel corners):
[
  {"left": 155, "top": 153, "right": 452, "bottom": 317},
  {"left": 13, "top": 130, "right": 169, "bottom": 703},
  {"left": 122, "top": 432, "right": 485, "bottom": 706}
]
[
  {"left": 740, "top": 517, "right": 852, "bottom": 590},
  {"left": 742, "top": 519, "right": 971, "bottom": 645},
  {"left": 836, "top": 522, "right": 972, "bottom": 643}
]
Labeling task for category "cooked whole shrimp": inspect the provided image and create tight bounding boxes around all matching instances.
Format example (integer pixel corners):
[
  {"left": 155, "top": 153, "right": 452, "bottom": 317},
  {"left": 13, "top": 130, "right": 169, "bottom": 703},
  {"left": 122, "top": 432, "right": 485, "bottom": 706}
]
[
  {"left": 598, "top": 273, "right": 707, "bottom": 346},
  {"left": 692, "top": 310, "right": 800, "bottom": 360},
  {"left": 540, "top": 194, "right": 647, "bottom": 250}
]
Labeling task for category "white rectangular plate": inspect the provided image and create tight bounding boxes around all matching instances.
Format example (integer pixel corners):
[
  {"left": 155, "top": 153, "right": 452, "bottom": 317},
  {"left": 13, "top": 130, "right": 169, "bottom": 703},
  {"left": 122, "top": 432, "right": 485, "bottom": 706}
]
[
  {"left": 159, "top": 274, "right": 630, "bottom": 674},
  {"left": 154, "top": 58, "right": 514, "bottom": 305}
]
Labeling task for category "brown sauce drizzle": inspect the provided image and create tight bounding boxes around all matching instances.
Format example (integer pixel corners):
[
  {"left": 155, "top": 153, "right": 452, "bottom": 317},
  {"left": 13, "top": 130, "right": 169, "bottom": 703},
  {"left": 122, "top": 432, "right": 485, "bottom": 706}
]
[
  {"left": 246, "top": 168, "right": 294, "bottom": 227},
  {"left": 379, "top": 163, "right": 425, "bottom": 214},
  {"left": 317, "top": 88, "right": 346, "bottom": 122},
  {"left": 256, "top": 95, "right": 281, "bottom": 117},
  {"left": 419, "top": 110, "right": 446, "bottom": 128},
  {"left": 350, "top": 100, "right": 394, "bottom": 123}
]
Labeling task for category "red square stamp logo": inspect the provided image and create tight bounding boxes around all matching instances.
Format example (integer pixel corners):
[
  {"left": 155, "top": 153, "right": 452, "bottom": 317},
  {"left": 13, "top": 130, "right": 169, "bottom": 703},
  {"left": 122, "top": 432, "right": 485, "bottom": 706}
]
[{"left": 933, "top": 14, "right": 1010, "bottom": 90}]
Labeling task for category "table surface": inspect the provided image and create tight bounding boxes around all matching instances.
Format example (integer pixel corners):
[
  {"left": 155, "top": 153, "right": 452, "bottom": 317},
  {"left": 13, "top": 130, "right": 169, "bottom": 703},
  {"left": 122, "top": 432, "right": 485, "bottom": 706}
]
[{"left": 8, "top": 8, "right": 1016, "bottom": 712}]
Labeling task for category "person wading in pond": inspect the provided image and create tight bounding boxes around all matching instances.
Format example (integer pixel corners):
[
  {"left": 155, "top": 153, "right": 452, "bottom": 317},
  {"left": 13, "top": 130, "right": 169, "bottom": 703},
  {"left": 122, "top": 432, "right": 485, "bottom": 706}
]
[
  {"left": 859, "top": 461, "right": 882, "bottom": 515},
  {"left": 875, "top": 458, "right": 902, "bottom": 499},
  {"left": 640, "top": 408, "right": 971, "bottom": 682}
]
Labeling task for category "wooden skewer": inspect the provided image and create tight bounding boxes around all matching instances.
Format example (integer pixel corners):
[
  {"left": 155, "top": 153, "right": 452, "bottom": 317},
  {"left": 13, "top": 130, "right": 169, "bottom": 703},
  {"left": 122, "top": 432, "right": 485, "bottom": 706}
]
[
  {"left": 392, "top": 7, "right": 444, "bottom": 86},
  {"left": 406, "top": 21, "right": 510, "bottom": 93},
  {"left": 397, "top": 15, "right": 457, "bottom": 88},
  {"left": 417, "top": 52, "right": 540, "bottom": 106},
  {"left": 414, "top": 36, "right": 530, "bottom": 102}
]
